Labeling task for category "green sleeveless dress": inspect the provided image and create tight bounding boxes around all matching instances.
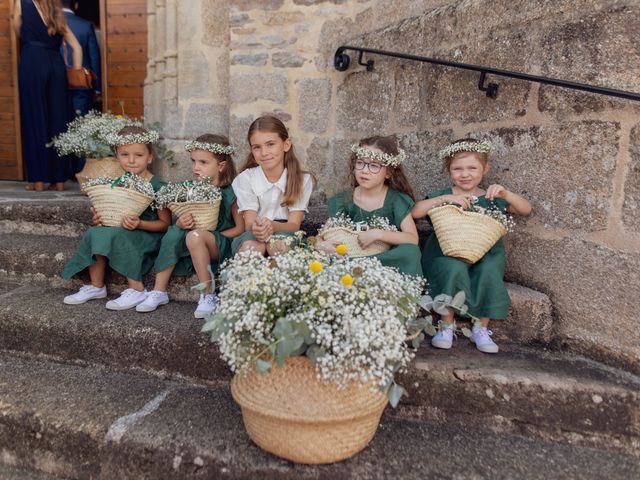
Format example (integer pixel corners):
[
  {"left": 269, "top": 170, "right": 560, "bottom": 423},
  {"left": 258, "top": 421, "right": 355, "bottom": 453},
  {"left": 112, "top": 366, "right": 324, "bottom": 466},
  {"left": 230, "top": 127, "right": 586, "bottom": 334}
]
[
  {"left": 154, "top": 185, "right": 237, "bottom": 276},
  {"left": 327, "top": 189, "right": 423, "bottom": 278},
  {"left": 420, "top": 187, "right": 511, "bottom": 319},
  {"left": 62, "top": 176, "right": 167, "bottom": 282}
]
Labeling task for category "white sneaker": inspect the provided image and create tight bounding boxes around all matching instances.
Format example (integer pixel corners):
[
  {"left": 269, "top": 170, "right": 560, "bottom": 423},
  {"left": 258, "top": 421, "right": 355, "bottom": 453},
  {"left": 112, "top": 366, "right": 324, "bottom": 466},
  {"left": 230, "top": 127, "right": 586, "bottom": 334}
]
[
  {"left": 105, "top": 288, "right": 148, "bottom": 311},
  {"left": 194, "top": 293, "right": 217, "bottom": 319},
  {"left": 136, "top": 290, "right": 169, "bottom": 312},
  {"left": 63, "top": 285, "right": 107, "bottom": 305},
  {"left": 471, "top": 325, "right": 499, "bottom": 353},
  {"left": 431, "top": 323, "right": 454, "bottom": 349}
]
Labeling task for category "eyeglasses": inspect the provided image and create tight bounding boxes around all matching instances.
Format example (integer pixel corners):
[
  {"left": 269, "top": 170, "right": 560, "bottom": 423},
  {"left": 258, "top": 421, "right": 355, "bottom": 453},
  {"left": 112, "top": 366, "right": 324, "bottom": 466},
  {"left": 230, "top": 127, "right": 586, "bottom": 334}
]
[{"left": 354, "top": 159, "right": 383, "bottom": 174}]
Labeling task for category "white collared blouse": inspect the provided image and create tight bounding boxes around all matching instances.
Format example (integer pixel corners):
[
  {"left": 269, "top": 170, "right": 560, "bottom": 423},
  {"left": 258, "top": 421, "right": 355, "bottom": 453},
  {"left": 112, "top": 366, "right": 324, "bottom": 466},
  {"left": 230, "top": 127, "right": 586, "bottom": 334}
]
[{"left": 231, "top": 166, "right": 313, "bottom": 220}]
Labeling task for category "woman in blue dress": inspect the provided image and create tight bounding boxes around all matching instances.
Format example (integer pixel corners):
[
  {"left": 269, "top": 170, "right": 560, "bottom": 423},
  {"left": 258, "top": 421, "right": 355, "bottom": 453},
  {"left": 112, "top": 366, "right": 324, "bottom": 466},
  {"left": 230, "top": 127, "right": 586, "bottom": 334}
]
[{"left": 12, "top": 0, "right": 82, "bottom": 192}]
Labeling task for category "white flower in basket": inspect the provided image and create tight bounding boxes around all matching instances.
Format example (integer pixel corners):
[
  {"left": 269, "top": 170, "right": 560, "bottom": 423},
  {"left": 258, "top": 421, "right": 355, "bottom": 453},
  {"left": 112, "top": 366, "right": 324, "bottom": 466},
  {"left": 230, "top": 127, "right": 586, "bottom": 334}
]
[
  {"left": 202, "top": 248, "right": 425, "bottom": 463},
  {"left": 429, "top": 200, "right": 514, "bottom": 264},
  {"left": 318, "top": 213, "right": 397, "bottom": 257},
  {"left": 82, "top": 173, "right": 155, "bottom": 227},
  {"left": 155, "top": 178, "right": 222, "bottom": 230}
]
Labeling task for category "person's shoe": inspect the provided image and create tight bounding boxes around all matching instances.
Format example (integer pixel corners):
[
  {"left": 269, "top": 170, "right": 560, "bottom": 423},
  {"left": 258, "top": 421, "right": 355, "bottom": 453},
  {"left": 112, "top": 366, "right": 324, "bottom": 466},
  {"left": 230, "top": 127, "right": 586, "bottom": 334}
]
[
  {"left": 431, "top": 322, "right": 455, "bottom": 349},
  {"left": 471, "top": 325, "right": 499, "bottom": 353},
  {"left": 63, "top": 284, "right": 107, "bottom": 305},
  {"left": 136, "top": 290, "right": 169, "bottom": 312},
  {"left": 105, "top": 288, "right": 148, "bottom": 311},
  {"left": 194, "top": 293, "right": 218, "bottom": 319}
]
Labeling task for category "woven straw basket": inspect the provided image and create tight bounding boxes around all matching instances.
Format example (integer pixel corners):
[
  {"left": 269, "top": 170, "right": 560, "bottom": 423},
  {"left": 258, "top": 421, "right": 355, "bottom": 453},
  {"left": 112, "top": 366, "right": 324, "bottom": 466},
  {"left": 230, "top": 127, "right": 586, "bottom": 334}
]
[
  {"left": 84, "top": 185, "right": 154, "bottom": 227},
  {"left": 231, "top": 356, "right": 388, "bottom": 464},
  {"left": 429, "top": 204, "right": 507, "bottom": 264},
  {"left": 321, "top": 227, "right": 390, "bottom": 257},
  {"left": 168, "top": 199, "right": 221, "bottom": 231},
  {"left": 75, "top": 157, "right": 125, "bottom": 188}
]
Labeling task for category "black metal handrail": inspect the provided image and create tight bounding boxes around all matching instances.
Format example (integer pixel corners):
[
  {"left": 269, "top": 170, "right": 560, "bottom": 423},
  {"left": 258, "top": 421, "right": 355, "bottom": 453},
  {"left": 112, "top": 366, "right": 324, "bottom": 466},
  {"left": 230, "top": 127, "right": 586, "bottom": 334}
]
[{"left": 334, "top": 46, "right": 640, "bottom": 102}]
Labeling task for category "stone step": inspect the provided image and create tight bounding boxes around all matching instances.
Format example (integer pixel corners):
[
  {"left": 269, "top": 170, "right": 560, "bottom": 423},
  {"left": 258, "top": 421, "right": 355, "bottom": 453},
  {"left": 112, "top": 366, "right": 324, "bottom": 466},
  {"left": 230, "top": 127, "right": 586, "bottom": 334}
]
[
  {"left": 0, "top": 465, "right": 67, "bottom": 480},
  {"left": 0, "top": 282, "right": 636, "bottom": 453},
  {"left": 1, "top": 351, "right": 638, "bottom": 480},
  {"left": 0, "top": 183, "right": 327, "bottom": 238},
  {"left": 0, "top": 231, "right": 554, "bottom": 344},
  {"left": 398, "top": 341, "right": 640, "bottom": 456}
]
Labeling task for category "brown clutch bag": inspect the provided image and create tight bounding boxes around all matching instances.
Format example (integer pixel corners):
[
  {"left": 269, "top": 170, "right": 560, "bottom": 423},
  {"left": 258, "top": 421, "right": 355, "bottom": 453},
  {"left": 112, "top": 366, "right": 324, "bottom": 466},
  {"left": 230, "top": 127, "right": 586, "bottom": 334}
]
[{"left": 67, "top": 67, "right": 97, "bottom": 89}]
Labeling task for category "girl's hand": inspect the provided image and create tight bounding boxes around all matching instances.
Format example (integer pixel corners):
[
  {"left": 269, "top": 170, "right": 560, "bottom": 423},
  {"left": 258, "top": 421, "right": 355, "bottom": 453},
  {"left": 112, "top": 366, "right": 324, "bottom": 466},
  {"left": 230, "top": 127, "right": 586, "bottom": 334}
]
[
  {"left": 443, "top": 194, "right": 474, "bottom": 210},
  {"left": 252, "top": 218, "right": 273, "bottom": 242},
  {"left": 91, "top": 207, "right": 104, "bottom": 226},
  {"left": 176, "top": 213, "right": 194, "bottom": 230},
  {"left": 357, "top": 229, "right": 382, "bottom": 248},
  {"left": 122, "top": 215, "right": 141, "bottom": 230},
  {"left": 486, "top": 184, "right": 508, "bottom": 200},
  {"left": 314, "top": 237, "right": 341, "bottom": 254}
]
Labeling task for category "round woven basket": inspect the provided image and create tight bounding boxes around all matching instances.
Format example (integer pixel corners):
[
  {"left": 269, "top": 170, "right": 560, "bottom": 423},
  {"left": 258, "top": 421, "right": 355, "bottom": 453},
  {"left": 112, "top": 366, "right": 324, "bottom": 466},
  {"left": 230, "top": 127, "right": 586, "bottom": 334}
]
[
  {"left": 231, "top": 356, "right": 388, "bottom": 464},
  {"left": 429, "top": 204, "right": 507, "bottom": 264},
  {"left": 84, "top": 185, "right": 154, "bottom": 227},
  {"left": 75, "top": 157, "right": 124, "bottom": 189},
  {"left": 168, "top": 199, "right": 221, "bottom": 230},
  {"left": 320, "top": 227, "right": 390, "bottom": 257}
]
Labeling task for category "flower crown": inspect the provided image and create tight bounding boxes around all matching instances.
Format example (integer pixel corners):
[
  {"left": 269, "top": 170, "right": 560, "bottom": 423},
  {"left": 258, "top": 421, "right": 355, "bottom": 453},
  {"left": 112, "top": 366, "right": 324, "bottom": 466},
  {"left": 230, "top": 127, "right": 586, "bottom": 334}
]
[
  {"left": 438, "top": 140, "right": 492, "bottom": 160},
  {"left": 185, "top": 140, "right": 235, "bottom": 156},
  {"left": 106, "top": 129, "right": 160, "bottom": 147},
  {"left": 351, "top": 144, "right": 406, "bottom": 167}
]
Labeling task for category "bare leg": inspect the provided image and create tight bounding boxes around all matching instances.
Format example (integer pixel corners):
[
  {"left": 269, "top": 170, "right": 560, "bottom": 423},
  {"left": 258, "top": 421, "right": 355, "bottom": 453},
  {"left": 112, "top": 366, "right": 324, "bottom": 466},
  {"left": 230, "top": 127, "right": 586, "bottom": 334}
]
[
  {"left": 127, "top": 278, "right": 145, "bottom": 292},
  {"left": 440, "top": 307, "right": 455, "bottom": 326},
  {"left": 186, "top": 230, "right": 220, "bottom": 284},
  {"left": 479, "top": 317, "right": 490, "bottom": 328},
  {"left": 153, "top": 266, "right": 175, "bottom": 292},
  {"left": 88, "top": 255, "right": 107, "bottom": 288}
]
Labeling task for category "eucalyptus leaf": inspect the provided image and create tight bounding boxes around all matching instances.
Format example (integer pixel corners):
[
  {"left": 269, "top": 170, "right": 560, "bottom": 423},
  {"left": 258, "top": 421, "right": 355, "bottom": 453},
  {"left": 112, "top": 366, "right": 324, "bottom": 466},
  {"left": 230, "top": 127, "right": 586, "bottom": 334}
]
[
  {"left": 256, "top": 359, "right": 272, "bottom": 373},
  {"left": 461, "top": 327, "right": 473, "bottom": 338},
  {"left": 388, "top": 383, "right": 407, "bottom": 408},
  {"left": 451, "top": 291, "right": 466, "bottom": 308},
  {"left": 425, "top": 324, "right": 437, "bottom": 337},
  {"left": 434, "top": 293, "right": 453, "bottom": 304},
  {"left": 273, "top": 318, "right": 294, "bottom": 339},
  {"left": 459, "top": 305, "right": 469, "bottom": 316},
  {"left": 191, "top": 282, "right": 208, "bottom": 291},
  {"left": 419, "top": 294, "right": 433, "bottom": 310},
  {"left": 306, "top": 344, "right": 326, "bottom": 363},
  {"left": 434, "top": 303, "right": 451, "bottom": 316},
  {"left": 411, "top": 333, "right": 425, "bottom": 349}
]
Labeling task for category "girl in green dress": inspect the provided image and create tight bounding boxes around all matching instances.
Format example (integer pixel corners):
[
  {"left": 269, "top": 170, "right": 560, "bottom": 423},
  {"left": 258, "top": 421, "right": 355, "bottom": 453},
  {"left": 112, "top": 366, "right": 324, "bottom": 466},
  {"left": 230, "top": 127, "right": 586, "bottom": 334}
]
[
  {"left": 136, "top": 134, "right": 244, "bottom": 318},
  {"left": 62, "top": 126, "right": 171, "bottom": 310},
  {"left": 315, "top": 135, "right": 423, "bottom": 278},
  {"left": 412, "top": 139, "right": 532, "bottom": 353}
]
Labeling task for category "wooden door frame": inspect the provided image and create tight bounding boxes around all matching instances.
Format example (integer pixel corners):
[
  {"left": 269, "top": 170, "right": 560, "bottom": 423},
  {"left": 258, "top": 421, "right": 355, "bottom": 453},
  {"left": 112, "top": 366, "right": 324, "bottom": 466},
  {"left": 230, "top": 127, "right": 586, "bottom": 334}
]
[
  {"left": 9, "top": 0, "right": 23, "bottom": 180},
  {"left": 99, "top": 0, "right": 108, "bottom": 111}
]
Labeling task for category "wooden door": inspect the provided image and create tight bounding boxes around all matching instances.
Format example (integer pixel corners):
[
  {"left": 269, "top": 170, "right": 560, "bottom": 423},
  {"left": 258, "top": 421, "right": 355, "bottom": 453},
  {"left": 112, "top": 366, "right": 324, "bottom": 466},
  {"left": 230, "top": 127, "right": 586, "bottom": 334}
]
[
  {"left": 101, "top": 0, "right": 147, "bottom": 119},
  {"left": 0, "top": 0, "right": 23, "bottom": 180}
]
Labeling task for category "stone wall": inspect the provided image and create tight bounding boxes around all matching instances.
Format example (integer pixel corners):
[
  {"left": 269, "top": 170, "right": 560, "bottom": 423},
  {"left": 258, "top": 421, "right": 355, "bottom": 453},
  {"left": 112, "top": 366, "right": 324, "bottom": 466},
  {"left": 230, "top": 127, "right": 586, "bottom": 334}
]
[
  {"left": 145, "top": 0, "right": 230, "bottom": 181},
  {"left": 145, "top": 0, "right": 640, "bottom": 371}
]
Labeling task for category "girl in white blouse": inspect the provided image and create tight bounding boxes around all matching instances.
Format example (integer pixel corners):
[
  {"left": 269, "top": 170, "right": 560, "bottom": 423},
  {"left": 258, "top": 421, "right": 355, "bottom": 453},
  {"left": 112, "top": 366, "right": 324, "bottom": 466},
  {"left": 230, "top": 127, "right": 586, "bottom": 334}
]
[{"left": 231, "top": 116, "right": 313, "bottom": 256}]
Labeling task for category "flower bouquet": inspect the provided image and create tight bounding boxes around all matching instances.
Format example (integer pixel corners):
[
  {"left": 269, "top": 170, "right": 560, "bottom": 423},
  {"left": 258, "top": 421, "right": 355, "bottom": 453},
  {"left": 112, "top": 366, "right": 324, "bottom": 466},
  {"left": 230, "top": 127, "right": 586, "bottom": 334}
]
[
  {"left": 83, "top": 173, "right": 155, "bottom": 227},
  {"left": 429, "top": 199, "right": 514, "bottom": 264},
  {"left": 317, "top": 213, "right": 397, "bottom": 257},
  {"left": 48, "top": 111, "right": 174, "bottom": 186},
  {"left": 155, "top": 178, "right": 222, "bottom": 230},
  {"left": 202, "top": 247, "right": 425, "bottom": 464}
]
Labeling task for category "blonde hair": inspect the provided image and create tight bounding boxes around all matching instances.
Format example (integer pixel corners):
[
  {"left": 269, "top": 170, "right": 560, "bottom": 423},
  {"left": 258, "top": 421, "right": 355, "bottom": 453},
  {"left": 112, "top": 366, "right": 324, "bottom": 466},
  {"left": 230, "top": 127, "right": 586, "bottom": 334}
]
[
  {"left": 35, "top": 0, "right": 68, "bottom": 36},
  {"left": 241, "top": 116, "right": 308, "bottom": 207},
  {"left": 442, "top": 138, "right": 489, "bottom": 173}
]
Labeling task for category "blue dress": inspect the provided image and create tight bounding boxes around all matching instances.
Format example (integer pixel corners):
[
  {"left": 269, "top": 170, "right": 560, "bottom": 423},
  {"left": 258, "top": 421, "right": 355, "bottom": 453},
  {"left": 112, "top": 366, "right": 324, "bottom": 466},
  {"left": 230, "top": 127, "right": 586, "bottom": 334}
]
[{"left": 18, "top": 0, "right": 72, "bottom": 184}]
